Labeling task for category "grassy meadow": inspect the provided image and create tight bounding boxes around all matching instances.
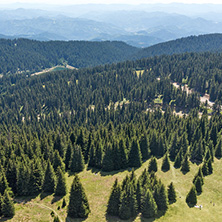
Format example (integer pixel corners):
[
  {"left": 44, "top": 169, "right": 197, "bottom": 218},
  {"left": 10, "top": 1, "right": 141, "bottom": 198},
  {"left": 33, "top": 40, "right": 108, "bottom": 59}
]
[{"left": 3, "top": 158, "right": 222, "bottom": 222}]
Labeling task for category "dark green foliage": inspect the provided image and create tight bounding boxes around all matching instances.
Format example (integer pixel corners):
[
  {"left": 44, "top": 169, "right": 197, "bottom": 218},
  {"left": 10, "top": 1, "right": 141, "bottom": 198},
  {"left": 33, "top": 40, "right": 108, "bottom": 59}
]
[
  {"left": 107, "top": 179, "right": 121, "bottom": 216},
  {"left": 167, "top": 182, "right": 177, "bottom": 203},
  {"left": 53, "top": 150, "right": 65, "bottom": 172},
  {"left": 136, "top": 181, "right": 142, "bottom": 211},
  {"left": 128, "top": 139, "right": 142, "bottom": 168},
  {"left": 118, "top": 139, "right": 128, "bottom": 169},
  {"left": 2, "top": 190, "right": 15, "bottom": 218},
  {"left": 119, "top": 184, "right": 137, "bottom": 220},
  {"left": 174, "top": 150, "right": 183, "bottom": 168},
  {"left": 67, "top": 175, "right": 90, "bottom": 218},
  {"left": 161, "top": 153, "right": 170, "bottom": 172},
  {"left": 69, "top": 145, "right": 85, "bottom": 173},
  {"left": 53, "top": 134, "right": 64, "bottom": 158},
  {"left": 0, "top": 194, "right": 3, "bottom": 216},
  {"left": 186, "top": 186, "right": 197, "bottom": 207},
  {"left": 207, "top": 159, "right": 213, "bottom": 175},
  {"left": 139, "top": 135, "right": 150, "bottom": 160},
  {"left": 5, "top": 160, "right": 17, "bottom": 194},
  {"left": 194, "top": 176, "right": 202, "bottom": 194},
  {"left": 64, "top": 143, "right": 72, "bottom": 171},
  {"left": 193, "top": 167, "right": 204, "bottom": 185},
  {"left": 181, "top": 153, "right": 190, "bottom": 173},
  {"left": 153, "top": 183, "right": 168, "bottom": 211},
  {"left": 202, "top": 161, "right": 209, "bottom": 176},
  {"left": 53, "top": 216, "right": 60, "bottom": 222},
  {"left": 62, "top": 198, "right": 67, "bottom": 208},
  {"left": 55, "top": 167, "right": 67, "bottom": 196},
  {"left": 102, "top": 144, "right": 114, "bottom": 172},
  {"left": 215, "top": 137, "right": 222, "bottom": 159},
  {"left": 0, "top": 171, "right": 10, "bottom": 196},
  {"left": 42, "top": 160, "right": 56, "bottom": 193},
  {"left": 148, "top": 157, "right": 158, "bottom": 173},
  {"left": 141, "top": 189, "right": 157, "bottom": 218}
]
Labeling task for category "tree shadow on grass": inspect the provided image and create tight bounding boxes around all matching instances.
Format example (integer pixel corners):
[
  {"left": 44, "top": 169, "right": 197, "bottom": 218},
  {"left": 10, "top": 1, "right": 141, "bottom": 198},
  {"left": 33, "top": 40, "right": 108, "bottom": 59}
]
[
  {"left": 14, "top": 194, "right": 39, "bottom": 204},
  {"left": 40, "top": 192, "right": 53, "bottom": 200},
  {"left": 51, "top": 195, "right": 63, "bottom": 204},
  {"left": 105, "top": 213, "right": 138, "bottom": 222},
  {"left": 0, "top": 217, "right": 14, "bottom": 222},
  {"left": 87, "top": 166, "right": 134, "bottom": 177},
  {"left": 65, "top": 216, "right": 87, "bottom": 222}
]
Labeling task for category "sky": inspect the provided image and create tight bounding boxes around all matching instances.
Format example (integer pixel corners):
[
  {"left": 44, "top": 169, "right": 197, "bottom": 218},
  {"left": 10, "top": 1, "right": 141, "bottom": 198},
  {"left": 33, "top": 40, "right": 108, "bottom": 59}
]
[{"left": 0, "top": 0, "right": 222, "bottom": 5}]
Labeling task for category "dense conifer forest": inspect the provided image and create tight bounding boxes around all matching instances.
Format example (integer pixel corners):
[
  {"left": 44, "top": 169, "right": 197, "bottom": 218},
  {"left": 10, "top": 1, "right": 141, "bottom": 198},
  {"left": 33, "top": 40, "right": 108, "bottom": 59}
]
[{"left": 0, "top": 37, "right": 222, "bottom": 220}]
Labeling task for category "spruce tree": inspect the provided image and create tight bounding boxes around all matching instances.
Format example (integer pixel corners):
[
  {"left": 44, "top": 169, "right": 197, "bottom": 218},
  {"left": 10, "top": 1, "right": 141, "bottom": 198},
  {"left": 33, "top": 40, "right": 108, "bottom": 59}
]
[
  {"left": 67, "top": 175, "right": 90, "bottom": 218},
  {"left": 69, "top": 145, "right": 85, "bottom": 173},
  {"left": 107, "top": 179, "right": 121, "bottom": 216},
  {"left": 148, "top": 156, "right": 158, "bottom": 173},
  {"left": 161, "top": 153, "right": 170, "bottom": 172},
  {"left": 194, "top": 176, "right": 202, "bottom": 194},
  {"left": 0, "top": 194, "right": 3, "bottom": 216},
  {"left": 5, "top": 159, "right": 17, "bottom": 194},
  {"left": 53, "top": 216, "right": 60, "bottom": 222},
  {"left": 139, "top": 135, "right": 150, "bottom": 160},
  {"left": 42, "top": 160, "right": 56, "bottom": 193},
  {"left": 174, "top": 150, "right": 182, "bottom": 168},
  {"left": 181, "top": 153, "right": 190, "bottom": 173},
  {"left": 55, "top": 167, "right": 67, "bottom": 196},
  {"left": 64, "top": 143, "right": 72, "bottom": 171},
  {"left": 207, "top": 159, "right": 213, "bottom": 175},
  {"left": 2, "top": 190, "right": 15, "bottom": 218},
  {"left": 193, "top": 167, "right": 204, "bottom": 185},
  {"left": 0, "top": 171, "right": 11, "bottom": 196},
  {"left": 119, "top": 184, "right": 137, "bottom": 220},
  {"left": 202, "top": 161, "right": 209, "bottom": 176},
  {"left": 167, "top": 182, "right": 177, "bottom": 203},
  {"left": 102, "top": 144, "right": 114, "bottom": 172},
  {"left": 128, "top": 139, "right": 142, "bottom": 168},
  {"left": 153, "top": 183, "right": 168, "bottom": 211},
  {"left": 215, "top": 137, "right": 222, "bottom": 159},
  {"left": 186, "top": 186, "right": 197, "bottom": 207},
  {"left": 53, "top": 150, "right": 65, "bottom": 172},
  {"left": 136, "top": 181, "right": 142, "bottom": 211},
  {"left": 141, "top": 189, "right": 157, "bottom": 218},
  {"left": 118, "top": 139, "right": 128, "bottom": 169}
]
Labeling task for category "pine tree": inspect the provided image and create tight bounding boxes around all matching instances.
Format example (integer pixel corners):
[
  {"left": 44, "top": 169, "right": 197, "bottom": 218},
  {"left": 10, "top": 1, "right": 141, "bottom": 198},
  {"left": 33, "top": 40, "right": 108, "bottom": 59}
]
[
  {"left": 167, "top": 182, "right": 177, "bottom": 203},
  {"left": 148, "top": 156, "right": 158, "bottom": 173},
  {"left": 202, "top": 161, "right": 209, "bottom": 176},
  {"left": 67, "top": 175, "right": 90, "bottom": 218},
  {"left": 161, "top": 153, "right": 170, "bottom": 172},
  {"left": 106, "top": 179, "right": 121, "bottom": 216},
  {"left": 119, "top": 184, "right": 137, "bottom": 220},
  {"left": 153, "top": 183, "right": 168, "bottom": 211},
  {"left": 194, "top": 176, "right": 202, "bottom": 194},
  {"left": 64, "top": 143, "right": 72, "bottom": 170},
  {"left": 53, "top": 150, "right": 65, "bottom": 172},
  {"left": 141, "top": 189, "right": 157, "bottom": 218},
  {"left": 5, "top": 159, "right": 17, "bottom": 194},
  {"left": 193, "top": 167, "right": 204, "bottom": 185},
  {"left": 102, "top": 144, "right": 114, "bottom": 172},
  {"left": 215, "top": 137, "right": 222, "bottom": 159},
  {"left": 55, "top": 167, "right": 67, "bottom": 196},
  {"left": 62, "top": 198, "right": 66, "bottom": 208},
  {"left": 0, "top": 171, "right": 11, "bottom": 196},
  {"left": 139, "top": 135, "right": 150, "bottom": 160},
  {"left": 207, "top": 159, "right": 213, "bottom": 175},
  {"left": 128, "top": 139, "right": 142, "bottom": 168},
  {"left": 136, "top": 181, "right": 142, "bottom": 211},
  {"left": 118, "top": 139, "right": 128, "bottom": 169},
  {"left": 181, "top": 153, "right": 190, "bottom": 173},
  {"left": 174, "top": 150, "right": 183, "bottom": 168},
  {"left": 54, "top": 134, "right": 64, "bottom": 158},
  {"left": 2, "top": 190, "right": 15, "bottom": 218},
  {"left": 42, "top": 160, "right": 56, "bottom": 193},
  {"left": 0, "top": 194, "right": 3, "bottom": 216},
  {"left": 69, "top": 145, "right": 85, "bottom": 173},
  {"left": 186, "top": 186, "right": 197, "bottom": 207}
]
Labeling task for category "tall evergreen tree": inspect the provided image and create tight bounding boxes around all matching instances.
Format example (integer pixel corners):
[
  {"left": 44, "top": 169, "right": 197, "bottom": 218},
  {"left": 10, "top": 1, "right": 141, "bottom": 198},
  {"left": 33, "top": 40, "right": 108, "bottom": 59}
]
[
  {"left": 174, "top": 150, "right": 183, "bottom": 168},
  {"left": 106, "top": 179, "right": 121, "bottom": 216},
  {"left": 0, "top": 194, "right": 3, "bottom": 216},
  {"left": 64, "top": 143, "right": 72, "bottom": 171},
  {"left": 67, "top": 175, "right": 90, "bottom": 218},
  {"left": 42, "top": 160, "right": 56, "bottom": 193},
  {"left": 128, "top": 139, "right": 142, "bottom": 168},
  {"left": 148, "top": 156, "right": 158, "bottom": 173},
  {"left": 69, "top": 145, "right": 85, "bottom": 173},
  {"left": 186, "top": 186, "right": 197, "bottom": 207},
  {"left": 207, "top": 159, "right": 213, "bottom": 175},
  {"left": 167, "top": 182, "right": 177, "bottom": 203},
  {"left": 215, "top": 137, "right": 222, "bottom": 159},
  {"left": 194, "top": 176, "right": 202, "bottom": 194},
  {"left": 153, "top": 183, "right": 168, "bottom": 211},
  {"left": 55, "top": 167, "right": 67, "bottom": 196},
  {"left": 202, "top": 161, "right": 209, "bottom": 176},
  {"left": 181, "top": 153, "right": 190, "bottom": 173},
  {"left": 139, "top": 135, "right": 150, "bottom": 160},
  {"left": 193, "top": 167, "right": 204, "bottom": 185},
  {"left": 102, "top": 144, "right": 114, "bottom": 172},
  {"left": 118, "top": 139, "right": 128, "bottom": 169},
  {"left": 161, "top": 153, "right": 170, "bottom": 172},
  {"left": 141, "top": 189, "right": 157, "bottom": 218},
  {"left": 2, "top": 190, "right": 15, "bottom": 218},
  {"left": 53, "top": 150, "right": 65, "bottom": 172}
]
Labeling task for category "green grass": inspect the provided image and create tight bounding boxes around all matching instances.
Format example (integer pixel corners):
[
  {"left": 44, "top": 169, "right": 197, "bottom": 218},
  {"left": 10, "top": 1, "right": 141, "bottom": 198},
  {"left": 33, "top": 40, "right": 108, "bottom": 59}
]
[
  {"left": 2, "top": 159, "right": 221, "bottom": 222},
  {"left": 154, "top": 95, "right": 163, "bottom": 104}
]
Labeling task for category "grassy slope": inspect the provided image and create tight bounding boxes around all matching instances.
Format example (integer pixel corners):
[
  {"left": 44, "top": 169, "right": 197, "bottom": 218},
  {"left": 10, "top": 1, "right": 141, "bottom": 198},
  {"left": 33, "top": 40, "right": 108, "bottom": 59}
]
[{"left": 4, "top": 158, "right": 222, "bottom": 222}]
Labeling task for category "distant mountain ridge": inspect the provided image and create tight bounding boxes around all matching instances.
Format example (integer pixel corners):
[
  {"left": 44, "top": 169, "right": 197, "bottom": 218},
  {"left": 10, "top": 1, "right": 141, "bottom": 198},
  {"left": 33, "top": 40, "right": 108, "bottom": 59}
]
[{"left": 1, "top": 33, "right": 222, "bottom": 75}]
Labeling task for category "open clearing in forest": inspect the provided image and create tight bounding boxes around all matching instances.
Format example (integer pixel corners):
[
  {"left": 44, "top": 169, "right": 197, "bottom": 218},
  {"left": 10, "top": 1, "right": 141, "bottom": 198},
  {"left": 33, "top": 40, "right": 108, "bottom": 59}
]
[{"left": 3, "top": 158, "right": 221, "bottom": 222}]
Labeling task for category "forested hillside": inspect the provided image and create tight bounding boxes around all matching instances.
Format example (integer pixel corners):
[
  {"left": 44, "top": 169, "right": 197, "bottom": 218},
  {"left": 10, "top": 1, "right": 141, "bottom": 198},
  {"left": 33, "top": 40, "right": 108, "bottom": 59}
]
[
  {"left": 0, "top": 41, "right": 222, "bottom": 220},
  {"left": 0, "top": 38, "right": 138, "bottom": 74},
  {"left": 2, "top": 34, "right": 222, "bottom": 76}
]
